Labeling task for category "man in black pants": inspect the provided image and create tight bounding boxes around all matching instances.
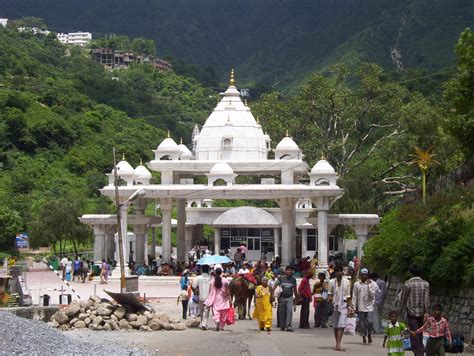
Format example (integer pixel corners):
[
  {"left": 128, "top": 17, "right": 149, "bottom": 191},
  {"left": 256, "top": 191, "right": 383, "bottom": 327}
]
[{"left": 274, "top": 266, "right": 297, "bottom": 332}]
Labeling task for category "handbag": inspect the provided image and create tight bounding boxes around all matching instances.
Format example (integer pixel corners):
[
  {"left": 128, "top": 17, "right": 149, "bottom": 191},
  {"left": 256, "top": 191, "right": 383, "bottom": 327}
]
[
  {"left": 226, "top": 306, "right": 235, "bottom": 325},
  {"left": 344, "top": 317, "right": 356, "bottom": 336},
  {"left": 294, "top": 294, "right": 303, "bottom": 306}
]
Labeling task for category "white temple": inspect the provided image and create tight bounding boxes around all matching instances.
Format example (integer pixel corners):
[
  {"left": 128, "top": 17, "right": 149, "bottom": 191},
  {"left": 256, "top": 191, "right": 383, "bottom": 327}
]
[{"left": 80, "top": 70, "right": 379, "bottom": 268}]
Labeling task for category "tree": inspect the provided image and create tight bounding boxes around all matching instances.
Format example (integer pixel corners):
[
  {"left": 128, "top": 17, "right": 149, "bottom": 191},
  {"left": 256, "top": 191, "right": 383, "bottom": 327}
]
[
  {"left": 408, "top": 147, "right": 440, "bottom": 204},
  {"left": 29, "top": 199, "right": 92, "bottom": 255},
  {"left": 131, "top": 37, "right": 156, "bottom": 56},
  {"left": 0, "top": 207, "right": 24, "bottom": 248},
  {"left": 444, "top": 28, "right": 474, "bottom": 160}
]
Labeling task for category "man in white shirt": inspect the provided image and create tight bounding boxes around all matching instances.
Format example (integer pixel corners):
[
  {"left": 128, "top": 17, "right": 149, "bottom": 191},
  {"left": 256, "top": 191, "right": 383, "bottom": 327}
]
[
  {"left": 192, "top": 265, "right": 211, "bottom": 330},
  {"left": 237, "top": 262, "right": 250, "bottom": 275},
  {"left": 60, "top": 256, "right": 68, "bottom": 279},
  {"left": 352, "top": 268, "right": 381, "bottom": 344}
]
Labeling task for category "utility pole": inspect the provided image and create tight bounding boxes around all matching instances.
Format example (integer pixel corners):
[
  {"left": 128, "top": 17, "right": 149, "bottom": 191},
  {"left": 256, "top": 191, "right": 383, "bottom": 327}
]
[{"left": 113, "top": 147, "right": 127, "bottom": 293}]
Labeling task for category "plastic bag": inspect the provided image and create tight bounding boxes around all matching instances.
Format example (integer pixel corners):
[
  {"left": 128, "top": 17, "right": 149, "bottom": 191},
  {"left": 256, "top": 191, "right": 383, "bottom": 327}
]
[
  {"left": 226, "top": 306, "right": 235, "bottom": 325},
  {"left": 344, "top": 317, "right": 356, "bottom": 335},
  {"left": 402, "top": 337, "right": 412, "bottom": 351}
]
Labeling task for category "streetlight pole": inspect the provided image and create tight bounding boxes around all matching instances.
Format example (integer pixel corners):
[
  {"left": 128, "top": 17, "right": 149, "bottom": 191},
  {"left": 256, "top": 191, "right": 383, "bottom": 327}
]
[{"left": 113, "top": 147, "right": 146, "bottom": 293}]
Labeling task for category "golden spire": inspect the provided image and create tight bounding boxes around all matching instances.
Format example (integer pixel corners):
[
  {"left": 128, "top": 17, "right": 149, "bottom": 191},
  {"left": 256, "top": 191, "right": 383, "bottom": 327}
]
[
  {"left": 180, "top": 137, "right": 183, "bottom": 144},
  {"left": 286, "top": 129, "right": 289, "bottom": 137},
  {"left": 244, "top": 99, "right": 248, "bottom": 106},
  {"left": 256, "top": 115, "right": 260, "bottom": 124},
  {"left": 167, "top": 130, "right": 170, "bottom": 138},
  {"left": 122, "top": 153, "right": 126, "bottom": 161},
  {"left": 229, "top": 68, "right": 235, "bottom": 86}
]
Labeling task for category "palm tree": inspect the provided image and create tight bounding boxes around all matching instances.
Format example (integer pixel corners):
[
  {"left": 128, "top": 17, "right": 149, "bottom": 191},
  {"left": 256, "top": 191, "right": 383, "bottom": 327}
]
[{"left": 408, "top": 146, "right": 440, "bottom": 204}]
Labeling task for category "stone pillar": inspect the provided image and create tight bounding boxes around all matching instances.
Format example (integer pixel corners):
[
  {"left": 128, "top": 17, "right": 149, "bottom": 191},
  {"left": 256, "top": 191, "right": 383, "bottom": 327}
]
[
  {"left": 161, "top": 198, "right": 173, "bottom": 262},
  {"left": 151, "top": 227, "right": 157, "bottom": 259},
  {"left": 185, "top": 226, "right": 193, "bottom": 262},
  {"left": 354, "top": 225, "right": 369, "bottom": 260},
  {"left": 302, "top": 228, "right": 307, "bottom": 258},
  {"left": 134, "top": 224, "right": 146, "bottom": 266},
  {"left": 104, "top": 226, "right": 116, "bottom": 261},
  {"left": 214, "top": 228, "right": 220, "bottom": 255},
  {"left": 274, "top": 228, "right": 280, "bottom": 259},
  {"left": 279, "top": 198, "right": 296, "bottom": 267},
  {"left": 93, "top": 225, "right": 105, "bottom": 262},
  {"left": 317, "top": 209, "right": 329, "bottom": 268},
  {"left": 177, "top": 199, "right": 186, "bottom": 261}
]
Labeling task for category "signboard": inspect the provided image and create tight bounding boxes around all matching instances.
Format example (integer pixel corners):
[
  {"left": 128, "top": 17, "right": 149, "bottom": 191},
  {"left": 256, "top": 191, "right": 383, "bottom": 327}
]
[
  {"left": 261, "top": 237, "right": 274, "bottom": 242},
  {"left": 15, "top": 233, "right": 29, "bottom": 248},
  {"left": 230, "top": 237, "right": 247, "bottom": 243}
]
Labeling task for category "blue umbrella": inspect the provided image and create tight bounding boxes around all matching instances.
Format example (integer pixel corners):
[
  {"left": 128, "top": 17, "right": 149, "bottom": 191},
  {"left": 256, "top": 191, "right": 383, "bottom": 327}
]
[{"left": 196, "top": 255, "right": 232, "bottom": 265}]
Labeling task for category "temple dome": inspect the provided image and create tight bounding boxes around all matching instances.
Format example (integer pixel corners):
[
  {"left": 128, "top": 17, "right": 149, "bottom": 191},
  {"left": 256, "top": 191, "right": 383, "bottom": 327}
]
[
  {"left": 209, "top": 162, "right": 234, "bottom": 175},
  {"left": 311, "top": 159, "right": 336, "bottom": 173},
  {"left": 178, "top": 142, "right": 193, "bottom": 159},
  {"left": 135, "top": 164, "right": 152, "bottom": 180},
  {"left": 157, "top": 137, "right": 179, "bottom": 152},
  {"left": 116, "top": 159, "right": 135, "bottom": 176},
  {"left": 194, "top": 70, "right": 268, "bottom": 161},
  {"left": 275, "top": 136, "right": 299, "bottom": 151}
]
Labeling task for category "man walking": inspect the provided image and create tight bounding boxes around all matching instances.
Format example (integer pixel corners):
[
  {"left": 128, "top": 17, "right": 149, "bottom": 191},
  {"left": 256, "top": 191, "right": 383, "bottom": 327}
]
[
  {"left": 328, "top": 264, "right": 351, "bottom": 351},
  {"left": 370, "top": 272, "right": 387, "bottom": 333},
  {"left": 192, "top": 264, "right": 211, "bottom": 330},
  {"left": 352, "top": 268, "right": 380, "bottom": 344},
  {"left": 275, "top": 266, "right": 297, "bottom": 332},
  {"left": 400, "top": 265, "right": 430, "bottom": 356}
]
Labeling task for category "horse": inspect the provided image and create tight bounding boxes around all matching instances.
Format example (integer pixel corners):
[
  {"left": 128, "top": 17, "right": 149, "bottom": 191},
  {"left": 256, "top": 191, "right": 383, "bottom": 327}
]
[{"left": 229, "top": 274, "right": 261, "bottom": 320}]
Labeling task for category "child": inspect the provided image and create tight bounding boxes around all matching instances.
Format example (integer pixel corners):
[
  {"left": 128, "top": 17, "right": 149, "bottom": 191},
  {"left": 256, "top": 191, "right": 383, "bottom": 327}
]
[
  {"left": 413, "top": 304, "right": 452, "bottom": 356},
  {"left": 252, "top": 277, "right": 272, "bottom": 332},
  {"left": 383, "top": 311, "right": 407, "bottom": 356},
  {"left": 177, "top": 286, "right": 190, "bottom": 320},
  {"left": 187, "top": 278, "right": 200, "bottom": 318}
]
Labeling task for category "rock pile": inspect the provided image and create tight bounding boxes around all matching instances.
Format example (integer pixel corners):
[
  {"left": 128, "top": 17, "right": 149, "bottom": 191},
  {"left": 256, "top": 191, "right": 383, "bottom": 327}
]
[{"left": 48, "top": 295, "right": 198, "bottom": 332}]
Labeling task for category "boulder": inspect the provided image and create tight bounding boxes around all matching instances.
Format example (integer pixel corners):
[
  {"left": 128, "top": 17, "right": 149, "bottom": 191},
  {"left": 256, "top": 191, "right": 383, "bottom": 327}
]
[
  {"left": 89, "top": 295, "right": 101, "bottom": 304},
  {"left": 102, "top": 316, "right": 111, "bottom": 320},
  {"left": 163, "top": 322, "right": 174, "bottom": 331},
  {"left": 185, "top": 319, "right": 201, "bottom": 328},
  {"left": 113, "top": 306, "right": 126, "bottom": 320},
  {"left": 84, "top": 318, "right": 91, "bottom": 326},
  {"left": 80, "top": 307, "right": 85, "bottom": 313},
  {"left": 173, "top": 324, "right": 186, "bottom": 331},
  {"left": 78, "top": 313, "right": 88, "bottom": 321},
  {"left": 119, "top": 319, "right": 131, "bottom": 330},
  {"left": 47, "top": 321, "right": 59, "bottom": 328},
  {"left": 136, "top": 315, "right": 148, "bottom": 326},
  {"left": 96, "top": 305, "right": 113, "bottom": 316},
  {"left": 53, "top": 311, "right": 69, "bottom": 325},
  {"left": 130, "top": 321, "right": 142, "bottom": 329},
  {"left": 103, "top": 322, "right": 112, "bottom": 331},
  {"left": 58, "top": 324, "right": 70, "bottom": 331},
  {"left": 111, "top": 314, "right": 118, "bottom": 322},
  {"left": 92, "top": 316, "right": 103, "bottom": 326},
  {"left": 65, "top": 302, "right": 81, "bottom": 317},
  {"left": 126, "top": 313, "right": 138, "bottom": 322},
  {"left": 140, "top": 325, "right": 151, "bottom": 332},
  {"left": 74, "top": 321, "right": 86, "bottom": 329},
  {"left": 148, "top": 319, "right": 162, "bottom": 331},
  {"left": 109, "top": 320, "right": 119, "bottom": 331},
  {"left": 69, "top": 318, "right": 78, "bottom": 326}
]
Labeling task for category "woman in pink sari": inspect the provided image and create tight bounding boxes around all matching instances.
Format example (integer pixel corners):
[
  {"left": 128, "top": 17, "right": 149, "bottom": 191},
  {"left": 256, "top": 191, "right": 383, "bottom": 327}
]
[{"left": 205, "top": 267, "right": 231, "bottom": 331}]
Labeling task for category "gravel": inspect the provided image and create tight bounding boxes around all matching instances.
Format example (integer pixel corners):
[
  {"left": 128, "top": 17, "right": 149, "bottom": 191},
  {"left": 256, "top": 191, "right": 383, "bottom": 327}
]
[{"left": 0, "top": 310, "right": 152, "bottom": 355}]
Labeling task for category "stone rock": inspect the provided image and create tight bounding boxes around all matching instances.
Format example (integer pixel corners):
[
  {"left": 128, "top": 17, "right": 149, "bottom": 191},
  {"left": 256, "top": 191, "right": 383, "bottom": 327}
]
[
  {"left": 111, "top": 314, "right": 118, "bottom": 322},
  {"left": 130, "top": 321, "right": 141, "bottom": 329},
  {"left": 84, "top": 318, "right": 91, "bottom": 326},
  {"left": 102, "top": 316, "right": 111, "bottom": 320},
  {"left": 58, "top": 324, "right": 70, "bottom": 331},
  {"left": 119, "top": 319, "right": 131, "bottom": 330},
  {"left": 163, "top": 322, "right": 174, "bottom": 331},
  {"left": 53, "top": 311, "right": 69, "bottom": 325},
  {"left": 114, "top": 306, "right": 126, "bottom": 320},
  {"left": 92, "top": 316, "right": 103, "bottom": 326},
  {"left": 126, "top": 313, "right": 138, "bottom": 322},
  {"left": 74, "top": 320, "right": 86, "bottom": 329},
  {"left": 136, "top": 315, "right": 148, "bottom": 326},
  {"left": 96, "top": 305, "right": 113, "bottom": 316},
  {"left": 185, "top": 319, "right": 201, "bottom": 328},
  {"left": 173, "top": 324, "right": 186, "bottom": 331},
  {"left": 110, "top": 320, "right": 119, "bottom": 331},
  {"left": 65, "top": 302, "right": 81, "bottom": 317},
  {"left": 148, "top": 319, "right": 162, "bottom": 331},
  {"left": 89, "top": 295, "right": 101, "bottom": 304},
  {"left": 91, "top": 310, "right": 97, "bottom": 316},
  {"left": 47, "top": 321, "right": 59, "bottom": 328},
  {"left": 96, "top": 325, "right": 104, "bottom": 331},
  {"left": 69, "top": 318, "right": 78, "bottom": 326},
  {"left": 140, "top": 325, "right": 151, "bottom": 332},
  {"left": 103, "top": 322, "right": 112, "bottom": 331},
  {"left": 80, "top": 307, "right": 85, "bottom": 313},
  {"left": 78, "top": 313, "right": 88, "bottom": 321}
]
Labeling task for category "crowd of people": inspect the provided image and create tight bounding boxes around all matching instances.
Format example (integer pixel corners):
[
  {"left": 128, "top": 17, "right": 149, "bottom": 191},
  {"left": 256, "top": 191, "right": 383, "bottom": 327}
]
[{"left": 175, "top": 253, "right": 454, "bottom": 356}]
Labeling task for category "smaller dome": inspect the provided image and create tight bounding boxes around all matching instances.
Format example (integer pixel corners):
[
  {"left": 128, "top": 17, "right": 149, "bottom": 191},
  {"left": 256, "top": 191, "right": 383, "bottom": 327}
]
[
  {"left": 311, "top": 159, "right": 336, "bottom": 173},
  {"left": 116, "top": 160, "right": 135, "bottom": 176},
  {"left": 134, "top": 164, "right": 152, "bottom": 180},
  {"left": 275, "top": 136, "right": 300, "bottom": 151},
  {"left": 178, "top": 143, "right": 192, "bottom": 157},
  {"left": 157, "top": 137, "right": 179, "bottom": 152},
  {"left": 210, "top": 162, "right": 234, "bottom": 175}
]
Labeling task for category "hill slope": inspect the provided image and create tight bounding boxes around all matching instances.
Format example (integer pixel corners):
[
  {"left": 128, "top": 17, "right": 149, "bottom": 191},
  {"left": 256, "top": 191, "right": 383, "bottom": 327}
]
[{"left": 0, "top": 0, "right": 473, "bottom": 90}]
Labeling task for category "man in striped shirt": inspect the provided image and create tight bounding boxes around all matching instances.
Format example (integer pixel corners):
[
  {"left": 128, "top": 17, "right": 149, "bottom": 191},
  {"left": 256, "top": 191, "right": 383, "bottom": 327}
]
[{"left": 399, "top": 265, "right": 430, "bottom": 356}]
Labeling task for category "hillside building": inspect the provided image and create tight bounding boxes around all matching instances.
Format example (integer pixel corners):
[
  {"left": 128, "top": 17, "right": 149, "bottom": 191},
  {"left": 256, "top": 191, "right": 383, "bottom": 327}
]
[
  {"left": 0, "top": 18, "right": 8, "bottom": 27},
  {"left": 57, "top": 31, "right": 92, "bottom": 46},
  {"left": 81, "top": 70, "right": 378, "bottom": 269},
  {"left": 92, "top": 48, "right": 171, "bottom": 71}
]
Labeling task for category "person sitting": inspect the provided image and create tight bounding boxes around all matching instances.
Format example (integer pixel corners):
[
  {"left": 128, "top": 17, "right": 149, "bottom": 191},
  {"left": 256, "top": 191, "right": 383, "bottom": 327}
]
[
  {"left": 238, "top": 262, "right": 250, "bottom": 275},
  {"left": 158, "top": 262, "right": 172, "bottom": 276}
]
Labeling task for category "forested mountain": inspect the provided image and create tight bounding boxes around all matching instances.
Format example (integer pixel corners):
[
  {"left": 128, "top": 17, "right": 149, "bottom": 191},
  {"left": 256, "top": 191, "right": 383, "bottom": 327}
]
[{"left": 0, "top": 0, "right": 472, "bottom": 91}]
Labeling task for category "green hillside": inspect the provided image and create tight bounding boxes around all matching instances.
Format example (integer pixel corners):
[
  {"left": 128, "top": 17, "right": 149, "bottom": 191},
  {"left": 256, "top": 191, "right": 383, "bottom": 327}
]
[
  {"left": 0, "top": 25, "right": 215, "bottom": 249},
  {"left": 0, "top": 0, "right": 472, "bottom": 91}
]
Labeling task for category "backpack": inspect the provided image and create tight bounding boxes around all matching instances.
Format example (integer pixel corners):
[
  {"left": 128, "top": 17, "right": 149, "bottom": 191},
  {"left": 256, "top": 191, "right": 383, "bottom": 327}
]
[{"left": 445, "top": 332, "right": 464, "bottom": 353}]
